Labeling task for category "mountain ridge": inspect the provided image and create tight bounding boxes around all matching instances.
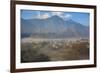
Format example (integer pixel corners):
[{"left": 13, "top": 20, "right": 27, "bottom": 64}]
[{"left": 21, "top": 15, "right": 89, "bottom": 38}]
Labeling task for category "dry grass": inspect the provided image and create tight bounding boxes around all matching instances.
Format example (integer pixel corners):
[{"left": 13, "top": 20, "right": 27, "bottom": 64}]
[{"left": 21, "top": 39, "right": 89, "bottom": 63}]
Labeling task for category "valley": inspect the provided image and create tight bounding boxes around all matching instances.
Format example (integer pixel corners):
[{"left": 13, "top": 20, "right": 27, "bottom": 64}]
[{"left": 21, "top": 38, "right": 89, "bottom": 63}]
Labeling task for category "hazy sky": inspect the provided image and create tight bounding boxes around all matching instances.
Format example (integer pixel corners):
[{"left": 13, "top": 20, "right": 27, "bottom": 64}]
[{"left": 21, "top": 10, "right": 90, "bottom": 26}]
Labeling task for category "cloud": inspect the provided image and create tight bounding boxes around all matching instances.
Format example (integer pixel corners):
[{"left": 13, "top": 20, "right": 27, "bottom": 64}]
[
  {"left": 36, "top": 11, "right": 72, "bottom": 20},
  {"left": 36, "top": 12, "right": 50, "bottom": 19},
  {"left": 51, "top": 12, "right": 72, "bottom": 20},
  {"left": 64, "top": 14, "right": 72, "bottom": 20},
  {"left": 51, "top": 12, "right": 63, "bottom": 17},
  {"left": 65, "top": 14, "right": 72, "bottom": 18},
  {"left": 41, "top": 13, "right": 50, "bottom": 19}
]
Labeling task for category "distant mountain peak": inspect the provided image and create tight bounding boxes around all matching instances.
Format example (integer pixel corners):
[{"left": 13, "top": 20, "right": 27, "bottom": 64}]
[
  {"left": 51, "top": 15, "right": 61, "bottom": 18},
  {"left": 47, "top": 15, "right": 62, "bottom": 20},
  {"left": 21, "top": 15, "right": 89, "bottom": 38}
]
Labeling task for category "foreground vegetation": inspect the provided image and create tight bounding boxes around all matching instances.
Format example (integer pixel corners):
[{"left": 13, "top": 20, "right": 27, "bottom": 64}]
[{"left": 21, "top": 39, "right": 89, "bottom": 63}]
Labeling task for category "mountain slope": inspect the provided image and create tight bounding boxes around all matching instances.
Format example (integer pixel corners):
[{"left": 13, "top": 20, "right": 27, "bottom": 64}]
[{"left": 21, "top": 15, "right": 89, "bottom": 38}]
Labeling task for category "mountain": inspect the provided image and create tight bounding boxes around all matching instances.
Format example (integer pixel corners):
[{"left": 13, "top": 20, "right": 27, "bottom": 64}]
[{"left": 21, "top": 15, "right": 89, "bottom": 38}]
